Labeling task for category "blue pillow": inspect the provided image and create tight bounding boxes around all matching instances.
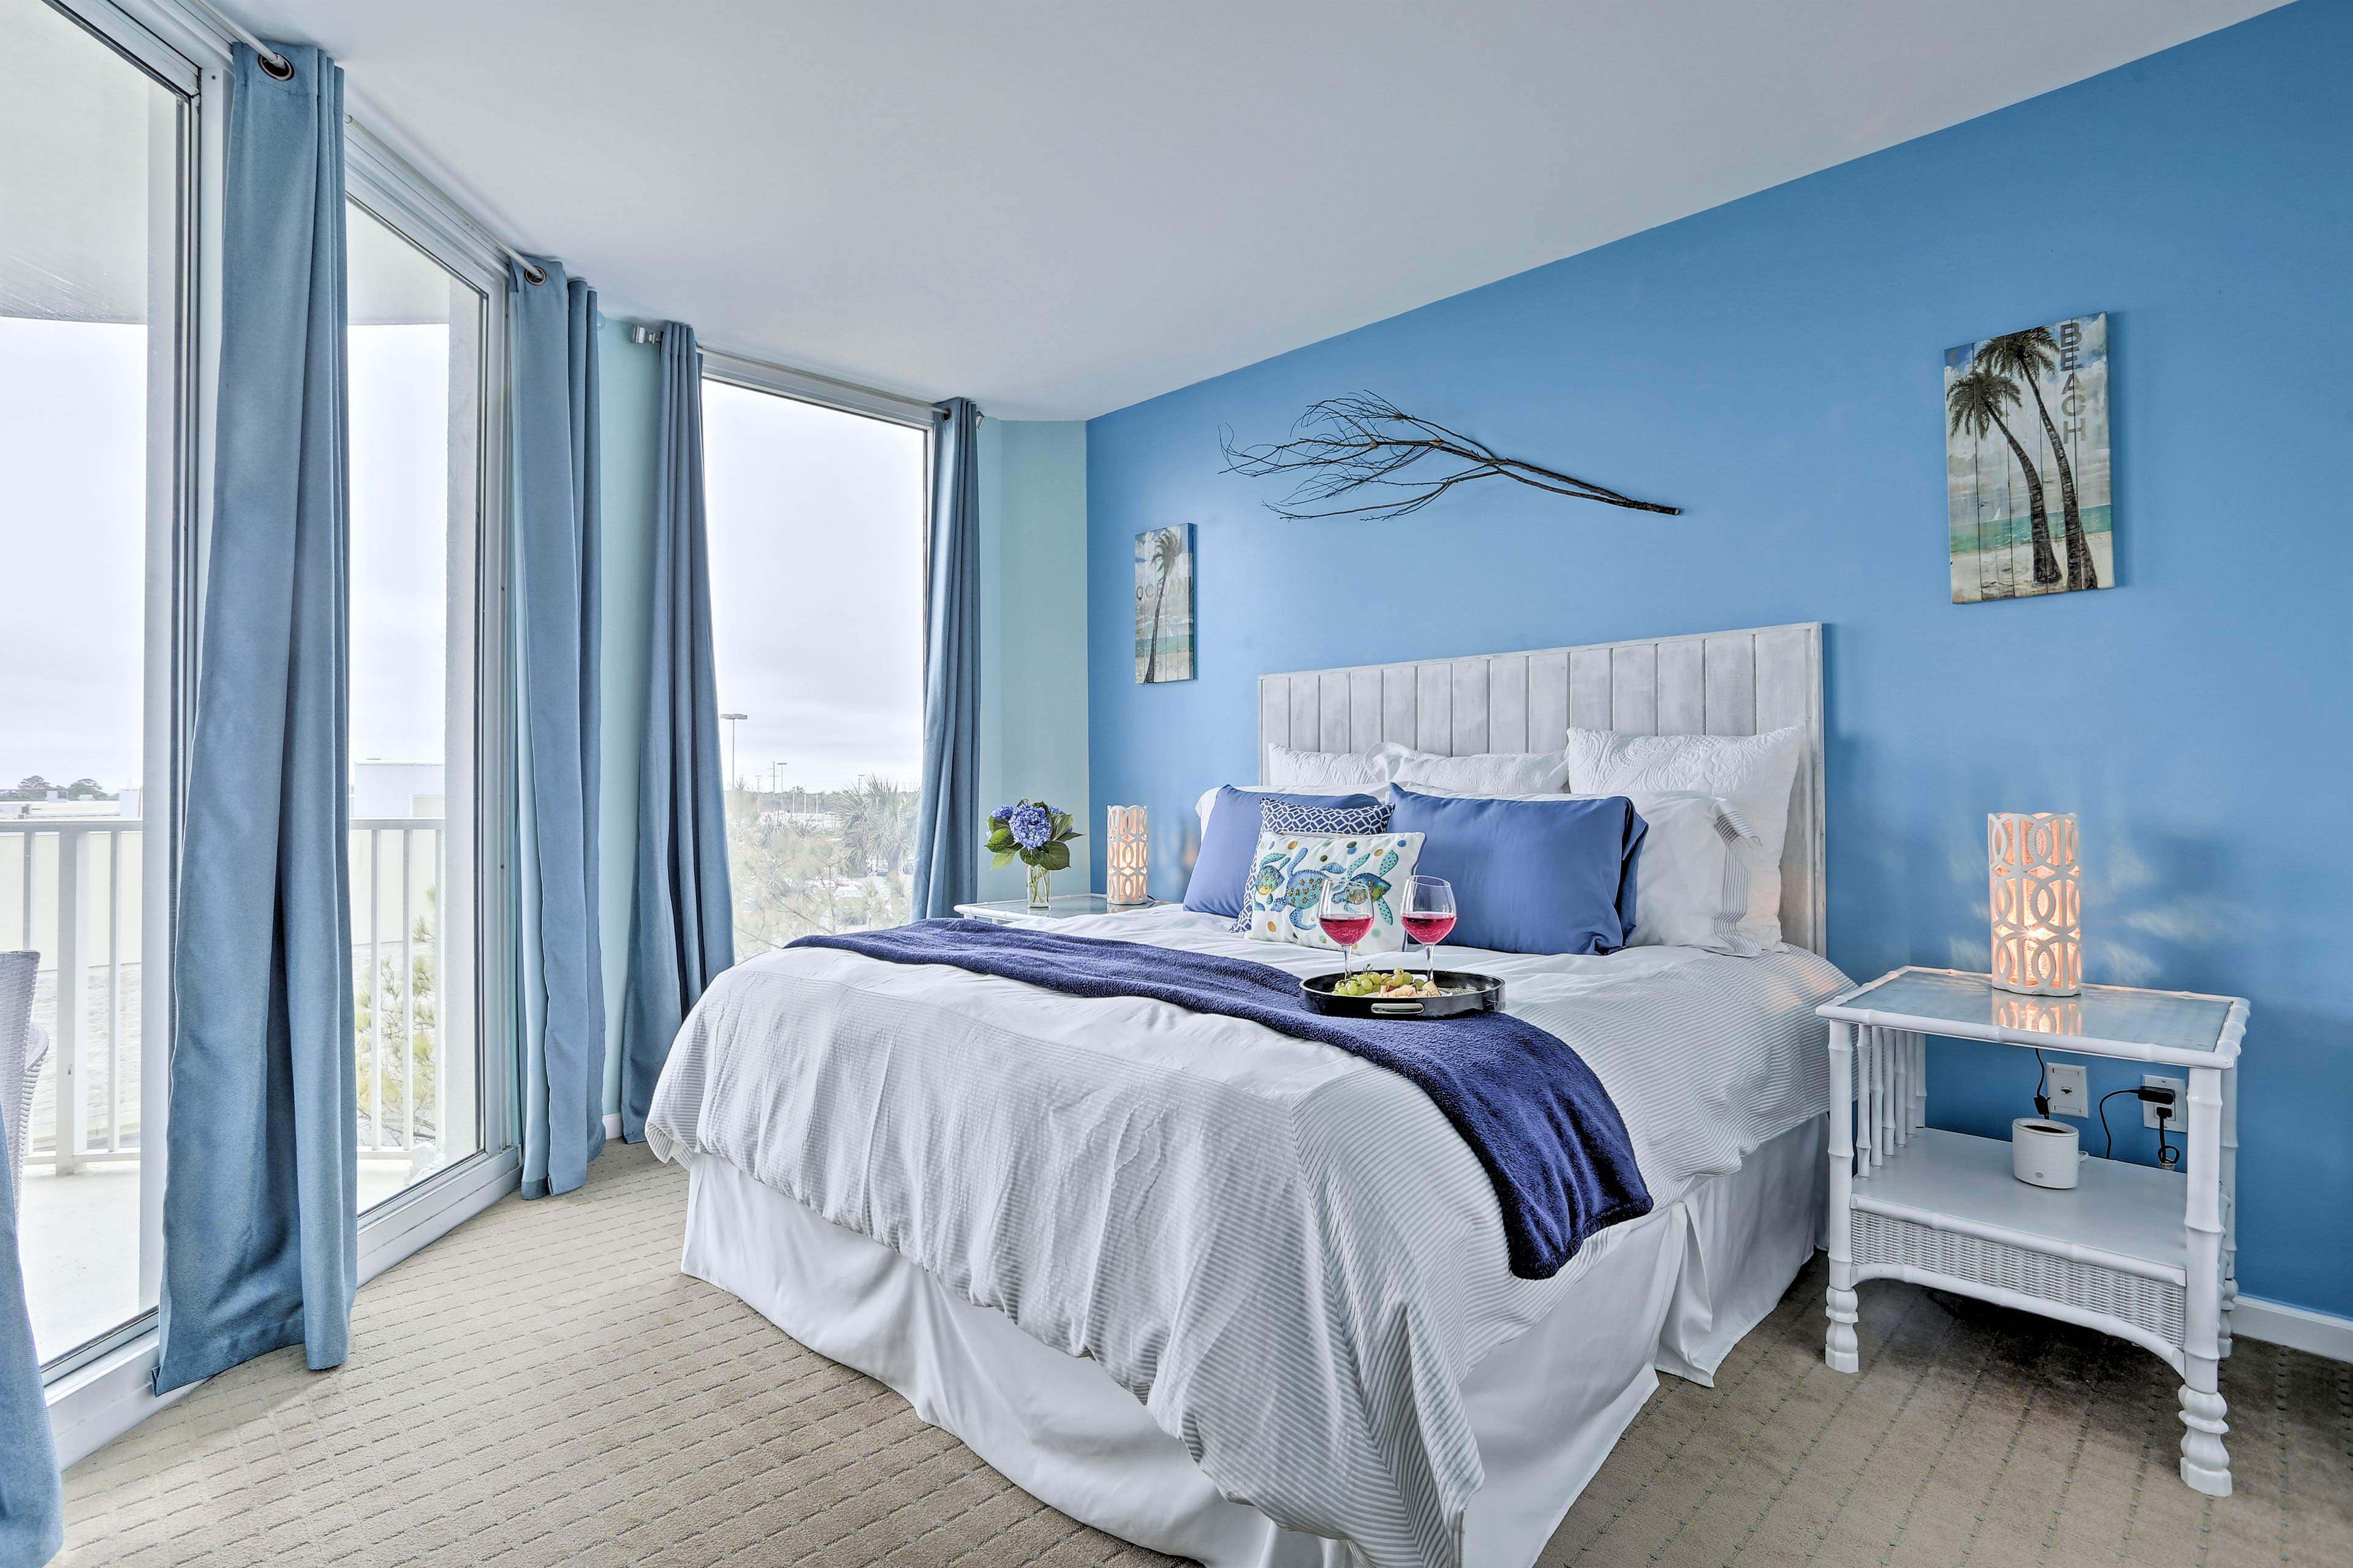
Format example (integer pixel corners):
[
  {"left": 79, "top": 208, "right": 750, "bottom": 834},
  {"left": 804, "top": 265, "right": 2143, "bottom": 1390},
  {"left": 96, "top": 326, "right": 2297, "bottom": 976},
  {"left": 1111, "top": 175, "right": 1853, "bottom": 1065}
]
[
  {"left": 1386, "top": 785, "right": 1646, "bottom": 956},
  {"left": 1184, "top": 787, "right": 1387, "bottom": 918}
]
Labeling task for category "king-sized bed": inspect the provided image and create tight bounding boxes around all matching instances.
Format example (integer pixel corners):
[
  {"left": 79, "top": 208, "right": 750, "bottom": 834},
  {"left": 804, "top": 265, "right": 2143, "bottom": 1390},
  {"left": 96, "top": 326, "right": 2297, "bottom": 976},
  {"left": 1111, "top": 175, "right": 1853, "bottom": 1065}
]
[{"left": 646, "top": 624, "right": 1844, "bottom": 1568}]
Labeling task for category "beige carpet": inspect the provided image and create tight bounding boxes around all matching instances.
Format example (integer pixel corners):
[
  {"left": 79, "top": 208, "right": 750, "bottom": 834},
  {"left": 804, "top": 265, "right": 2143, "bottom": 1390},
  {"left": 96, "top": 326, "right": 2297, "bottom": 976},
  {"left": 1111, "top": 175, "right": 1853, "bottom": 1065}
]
[{"left": 59, "top": 1142, "right": 2352, "bottom": 1567}]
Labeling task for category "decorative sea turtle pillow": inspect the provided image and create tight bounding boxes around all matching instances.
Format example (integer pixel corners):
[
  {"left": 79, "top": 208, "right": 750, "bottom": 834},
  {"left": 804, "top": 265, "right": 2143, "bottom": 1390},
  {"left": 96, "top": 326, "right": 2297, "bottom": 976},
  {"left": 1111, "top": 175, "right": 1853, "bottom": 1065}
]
[{"left": 1234, "top": 829, "right": 1424, "bottom": 953}]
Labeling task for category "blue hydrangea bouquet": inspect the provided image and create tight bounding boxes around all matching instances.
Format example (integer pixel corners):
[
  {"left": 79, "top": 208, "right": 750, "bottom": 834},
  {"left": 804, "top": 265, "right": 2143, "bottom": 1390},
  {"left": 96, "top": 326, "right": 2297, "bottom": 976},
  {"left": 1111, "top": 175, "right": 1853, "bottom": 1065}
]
[{"left": 987, "top": 799, "right": 1083, "bottom": 909}]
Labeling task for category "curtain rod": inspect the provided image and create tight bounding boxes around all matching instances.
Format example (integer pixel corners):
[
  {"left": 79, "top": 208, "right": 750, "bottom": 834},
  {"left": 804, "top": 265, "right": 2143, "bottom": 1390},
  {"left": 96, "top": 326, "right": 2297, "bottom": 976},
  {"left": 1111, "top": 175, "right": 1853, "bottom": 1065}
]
[
  {"left": 341, "top": 119, "right": 548, "bottom": 286},
  {"left": 188, "top": 0, "right": 290, "bottom": 77},
  {"left": 191, "top": 2, "right": 551, "bottom": 284},
  {"left": 691, "top": 339, "right": 973, "bottom": 423}
]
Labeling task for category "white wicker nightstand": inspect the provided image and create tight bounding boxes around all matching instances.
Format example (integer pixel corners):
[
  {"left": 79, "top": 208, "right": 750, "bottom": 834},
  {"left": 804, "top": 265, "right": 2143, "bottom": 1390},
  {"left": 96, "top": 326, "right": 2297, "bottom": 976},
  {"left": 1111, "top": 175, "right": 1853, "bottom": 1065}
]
[
  {"left": 952, "top": 895, "right": 1161, "bottom": 925},
  {"left": 1816, "top": 967, "right": 2247, "bottom": 1497}
]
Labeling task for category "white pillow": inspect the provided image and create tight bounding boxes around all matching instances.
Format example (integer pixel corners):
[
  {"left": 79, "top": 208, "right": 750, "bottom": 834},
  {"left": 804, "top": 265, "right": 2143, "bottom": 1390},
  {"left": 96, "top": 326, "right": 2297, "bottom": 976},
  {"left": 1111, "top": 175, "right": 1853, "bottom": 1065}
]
[
  {"left": 1398, "top": 784, "right": 1762, "bottom": 954},
  {"left": 1612, "top": 792, "right": 1765, "bottom": 953},
  {"left": 1563, "top": 726, "right": 1802, "bottom": 946},
  {"left": 1237, "top": 830, "right": 1423, "bottom": 955},
  {"left": 1265, "top": 741, "right": 1410, "bottom": 794},
  {"left": 1391, "top": 748, "right": 1569, "bottom": 795}
]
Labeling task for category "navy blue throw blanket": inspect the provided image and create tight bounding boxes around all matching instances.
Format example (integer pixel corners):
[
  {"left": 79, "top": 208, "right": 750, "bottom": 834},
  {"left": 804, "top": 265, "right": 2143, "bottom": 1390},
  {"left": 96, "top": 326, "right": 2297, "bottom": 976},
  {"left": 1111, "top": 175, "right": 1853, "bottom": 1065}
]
[{"left": 790, "top": 919, "right": 1653, "bottom": 1279}]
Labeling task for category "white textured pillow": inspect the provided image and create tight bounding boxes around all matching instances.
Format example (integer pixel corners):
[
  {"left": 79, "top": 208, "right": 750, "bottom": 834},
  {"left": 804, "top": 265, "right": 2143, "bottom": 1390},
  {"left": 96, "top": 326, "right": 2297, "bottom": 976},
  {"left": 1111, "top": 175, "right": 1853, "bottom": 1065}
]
[
  {"left": 1612, "top": 792, "right": 1765, "bottom": 953},
  {"left": 1391, "top": 748, "right": 1569, "bottom": 795},
  {"left": 1237, "top": 830, "right": 1422, "bottom": 955},
  {"left": 1400, "top": 784, "right": 1762, "bottom": 953},
  {"left": 1563, "top": 726, "right": 1802, "bottom": 945},
  {"left": 1264, "top": 741, "right": 1410, "bottom": 794}
]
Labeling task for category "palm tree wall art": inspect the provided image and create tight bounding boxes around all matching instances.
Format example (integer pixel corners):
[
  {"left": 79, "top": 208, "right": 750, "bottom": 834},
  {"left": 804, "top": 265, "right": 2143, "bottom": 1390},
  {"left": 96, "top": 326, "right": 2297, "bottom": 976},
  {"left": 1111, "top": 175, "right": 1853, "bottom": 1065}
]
[
  {"left": 1943, "top": 313, "right": 2113, "bottom": 604},
  {"left": 1947, "top": 365, "right": 2061, "bottom": 589},
  {"left": 1135, "top": 524, "right": 1195, "bottom": 683}
]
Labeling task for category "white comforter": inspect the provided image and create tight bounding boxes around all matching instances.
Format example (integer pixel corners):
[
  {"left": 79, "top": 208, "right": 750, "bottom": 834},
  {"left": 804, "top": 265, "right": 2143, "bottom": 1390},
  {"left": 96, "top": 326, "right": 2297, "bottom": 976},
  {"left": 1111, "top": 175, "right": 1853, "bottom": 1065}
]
[{"left": 645, "top": 907, "right": 1847, "bottom": 1568}]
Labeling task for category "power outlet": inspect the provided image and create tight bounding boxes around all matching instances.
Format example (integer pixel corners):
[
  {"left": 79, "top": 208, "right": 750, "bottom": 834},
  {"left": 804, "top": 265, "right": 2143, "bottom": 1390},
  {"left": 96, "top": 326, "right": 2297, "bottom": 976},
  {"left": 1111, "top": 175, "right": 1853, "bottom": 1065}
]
[
  {"left": 2044, "top": 1062, "right": 2088, "bottom": 1118},
  {"left": 2143, "top": 1075, "right": 2187, "bottom": 1129}
]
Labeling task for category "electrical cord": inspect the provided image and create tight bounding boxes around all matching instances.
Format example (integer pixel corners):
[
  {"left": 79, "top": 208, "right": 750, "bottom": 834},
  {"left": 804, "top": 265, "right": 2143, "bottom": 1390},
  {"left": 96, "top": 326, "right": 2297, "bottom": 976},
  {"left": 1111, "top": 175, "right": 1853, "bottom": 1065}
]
[
  {"left": 2098, "top": 1084, "right": 2180, "bottom": 1161},
  {"left": 2031, "top": 1048, "right": 2052, "bottom": 1118},
  {"left": 2097, "top": 1088, "right": 2131, "bottom": 1156}
]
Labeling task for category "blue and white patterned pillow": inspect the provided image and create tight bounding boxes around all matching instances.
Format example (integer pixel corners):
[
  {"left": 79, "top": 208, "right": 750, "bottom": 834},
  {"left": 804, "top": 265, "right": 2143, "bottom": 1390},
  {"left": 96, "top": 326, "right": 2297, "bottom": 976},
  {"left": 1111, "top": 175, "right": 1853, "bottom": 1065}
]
[
  {"left": 1232, "top": 828, "right": 1423, "bottom": 953},
  {"left": 1230, "top": 798, "right": 1392, "bottom": 932},
  {"left": 1262, "top": 797, "right": 1391, "bottom": 836}
]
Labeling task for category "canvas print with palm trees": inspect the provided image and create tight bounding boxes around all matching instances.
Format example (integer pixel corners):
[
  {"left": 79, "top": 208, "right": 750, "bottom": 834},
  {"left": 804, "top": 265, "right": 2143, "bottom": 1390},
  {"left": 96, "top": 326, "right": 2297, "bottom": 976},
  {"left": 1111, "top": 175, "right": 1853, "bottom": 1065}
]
[
  {"left": 1134, "top": 524, "right": 1195, "bottom": 683},
  {"left": 1945, "top": 313, "right": 2113, "bottom": 603}
]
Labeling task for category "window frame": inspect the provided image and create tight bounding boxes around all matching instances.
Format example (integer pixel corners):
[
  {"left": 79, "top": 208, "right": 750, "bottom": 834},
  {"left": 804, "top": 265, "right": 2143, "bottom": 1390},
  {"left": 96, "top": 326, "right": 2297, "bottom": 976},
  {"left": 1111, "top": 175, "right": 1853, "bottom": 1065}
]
[
  {"left": 20, "top": 0, "right": 202, "bottom": 1393},
  {"left": 693, "top": 362, "right": 936, "bottom": 953},
  {"left": 340, "top": 131, "right": 523, "bottom": 1269}
]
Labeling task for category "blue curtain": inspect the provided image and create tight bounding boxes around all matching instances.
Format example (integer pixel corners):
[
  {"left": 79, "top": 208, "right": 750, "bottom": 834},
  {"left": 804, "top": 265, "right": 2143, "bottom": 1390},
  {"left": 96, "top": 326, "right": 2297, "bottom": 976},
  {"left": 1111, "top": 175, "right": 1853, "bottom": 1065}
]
[
  {"left": 912, "top": 398, "right": 982, "bottom": 918},
  {"left": 1, "top": 1112, "right": 61, "bottom": 1563},
  {"left": 154, "top": 42, "right": 357, "bottom": 1396},
  {"left": 621, "top": 325, "right": 733, "bottom": 1140},
  {"left": 510, "top": 261, "right": 606, "bottom": 1200}
]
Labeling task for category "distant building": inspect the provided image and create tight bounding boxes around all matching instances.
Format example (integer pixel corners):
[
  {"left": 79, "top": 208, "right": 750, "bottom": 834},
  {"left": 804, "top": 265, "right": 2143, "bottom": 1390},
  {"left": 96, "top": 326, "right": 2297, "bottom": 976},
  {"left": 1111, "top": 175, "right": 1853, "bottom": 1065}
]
[
  {"left": 760, "top": 810, "right": 840, "bottom": 831},
  {"left": 351, "top": 761, "right": 446, "bottom": 819}
]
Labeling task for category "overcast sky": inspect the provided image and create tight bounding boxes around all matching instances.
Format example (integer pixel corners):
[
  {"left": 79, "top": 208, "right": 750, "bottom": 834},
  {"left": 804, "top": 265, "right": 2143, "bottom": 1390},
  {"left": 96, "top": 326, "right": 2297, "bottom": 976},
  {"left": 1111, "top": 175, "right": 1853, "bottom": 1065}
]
[
  {"left": 0, "top": 317, "right": 452, "bottom": 795},
  {"left": 0, "top": 318, "right": 146, "bottom": 790},
  {"left": 1, "top": 324, "right": 922, "bottom": 804},
  {"left": 702, "top": 381, "right": 925, "bottom": 794}
]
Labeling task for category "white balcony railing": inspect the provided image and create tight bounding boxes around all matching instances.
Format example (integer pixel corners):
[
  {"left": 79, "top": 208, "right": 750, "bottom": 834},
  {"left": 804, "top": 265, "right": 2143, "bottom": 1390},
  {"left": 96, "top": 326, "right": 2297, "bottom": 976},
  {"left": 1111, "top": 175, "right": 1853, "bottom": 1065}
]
[{"left": 3, "top": 814, "right": 450, "bottom": 1175}]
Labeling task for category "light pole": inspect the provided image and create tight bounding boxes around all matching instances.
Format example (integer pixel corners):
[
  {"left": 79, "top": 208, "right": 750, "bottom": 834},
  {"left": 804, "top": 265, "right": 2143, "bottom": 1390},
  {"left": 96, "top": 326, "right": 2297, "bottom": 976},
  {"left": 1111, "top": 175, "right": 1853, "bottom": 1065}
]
[{"left": 721, "top": 713, "right": 748, "bottom": 789}]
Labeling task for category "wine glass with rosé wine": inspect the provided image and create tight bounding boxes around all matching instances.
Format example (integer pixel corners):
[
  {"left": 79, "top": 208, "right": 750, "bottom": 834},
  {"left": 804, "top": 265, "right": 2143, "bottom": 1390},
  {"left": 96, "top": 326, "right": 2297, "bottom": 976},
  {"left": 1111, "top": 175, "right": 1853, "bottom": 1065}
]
[
  {"left": 1318, "top": 874, "right": 1377, "bottom": 979},
  {"left": 1400, "top": 875, "right": 1457, "bottom": 987}
]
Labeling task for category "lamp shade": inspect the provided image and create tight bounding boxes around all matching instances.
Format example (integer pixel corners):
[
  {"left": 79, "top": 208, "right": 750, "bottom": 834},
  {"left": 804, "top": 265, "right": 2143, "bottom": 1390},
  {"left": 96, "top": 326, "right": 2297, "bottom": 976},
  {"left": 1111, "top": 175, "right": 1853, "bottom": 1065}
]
[
  {"left": 1107, "top": 805, "right": 1150, "bottom": 905},
  {"left": 1988, "top": 811, "right": 2080, "bottom": 996}
]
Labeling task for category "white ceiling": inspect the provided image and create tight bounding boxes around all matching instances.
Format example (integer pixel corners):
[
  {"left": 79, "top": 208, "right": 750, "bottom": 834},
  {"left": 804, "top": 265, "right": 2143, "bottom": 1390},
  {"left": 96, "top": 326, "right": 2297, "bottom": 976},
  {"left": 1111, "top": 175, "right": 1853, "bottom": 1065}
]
[{"left": 227, "top": 0, "right": 2284, "bottom": 419}]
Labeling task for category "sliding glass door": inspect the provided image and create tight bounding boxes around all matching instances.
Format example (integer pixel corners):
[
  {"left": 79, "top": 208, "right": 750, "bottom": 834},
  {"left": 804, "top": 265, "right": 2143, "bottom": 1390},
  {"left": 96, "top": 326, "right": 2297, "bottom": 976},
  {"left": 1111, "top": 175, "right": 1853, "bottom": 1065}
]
[
  {"left": 345, "top": 200, "right": 488, "bottom": 1211},
  {"left": 2, "top": 3, "right": 515, "bottom": 1404},
  {"left": 0, "top": 0, "right": 193, "bottom": 1371}
]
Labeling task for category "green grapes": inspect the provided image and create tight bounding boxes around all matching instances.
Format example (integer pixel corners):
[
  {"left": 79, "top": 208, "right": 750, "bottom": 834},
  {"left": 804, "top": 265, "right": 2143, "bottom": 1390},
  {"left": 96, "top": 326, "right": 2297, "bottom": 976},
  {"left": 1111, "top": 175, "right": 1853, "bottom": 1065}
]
[{"left": 1334, "top": 969, "right": 1422, "bottom": 998}]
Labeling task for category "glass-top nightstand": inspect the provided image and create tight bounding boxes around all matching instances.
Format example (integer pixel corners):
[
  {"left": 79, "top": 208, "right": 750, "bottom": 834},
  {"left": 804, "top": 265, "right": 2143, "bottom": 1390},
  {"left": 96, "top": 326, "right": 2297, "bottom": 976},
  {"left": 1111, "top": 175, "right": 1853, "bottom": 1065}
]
[
  {"left": 1816, "top": 966, "right": 2249, "bottom": 1498},
  {"left": 952, "top": 895, "right": 1162, "bottom": 924}
]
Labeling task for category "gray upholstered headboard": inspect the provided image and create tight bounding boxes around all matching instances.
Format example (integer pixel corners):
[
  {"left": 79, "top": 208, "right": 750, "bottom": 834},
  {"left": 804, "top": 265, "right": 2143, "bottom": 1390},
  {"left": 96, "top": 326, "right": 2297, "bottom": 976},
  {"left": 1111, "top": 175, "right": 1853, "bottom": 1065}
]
[{"left": 1257, "top": 623, "right": 1827, "bottom": 956}]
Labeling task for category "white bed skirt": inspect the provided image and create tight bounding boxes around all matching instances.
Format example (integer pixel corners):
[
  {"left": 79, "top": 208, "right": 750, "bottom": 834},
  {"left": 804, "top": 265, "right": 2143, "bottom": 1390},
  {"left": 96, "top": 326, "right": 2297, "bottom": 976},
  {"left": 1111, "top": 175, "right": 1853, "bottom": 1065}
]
[{"left": 679, "top": 1117, "right": 1824, "bottom": 1568}]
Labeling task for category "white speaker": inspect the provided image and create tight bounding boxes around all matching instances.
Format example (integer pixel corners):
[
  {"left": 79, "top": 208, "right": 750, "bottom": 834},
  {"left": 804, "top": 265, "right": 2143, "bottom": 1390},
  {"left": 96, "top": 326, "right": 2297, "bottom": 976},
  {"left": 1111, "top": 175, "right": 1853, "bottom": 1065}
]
[{"left": 2012, "top": 1117, "right": 2082, "bottom": 1189}]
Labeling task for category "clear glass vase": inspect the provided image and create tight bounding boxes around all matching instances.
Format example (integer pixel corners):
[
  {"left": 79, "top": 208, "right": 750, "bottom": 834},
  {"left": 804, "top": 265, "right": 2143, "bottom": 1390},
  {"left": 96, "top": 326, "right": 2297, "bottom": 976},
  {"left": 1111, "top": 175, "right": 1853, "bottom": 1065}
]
[{"left": 1026, "top": 862, "right": 1052, "bottom": 910}]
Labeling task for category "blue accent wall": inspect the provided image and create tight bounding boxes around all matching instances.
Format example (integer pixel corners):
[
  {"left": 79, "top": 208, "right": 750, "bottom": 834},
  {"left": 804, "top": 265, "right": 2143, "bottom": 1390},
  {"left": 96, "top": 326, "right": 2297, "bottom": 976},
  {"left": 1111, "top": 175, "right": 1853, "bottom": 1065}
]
[{"left": 1083, "top": 1, "right": 2352, "bottom": 1316}]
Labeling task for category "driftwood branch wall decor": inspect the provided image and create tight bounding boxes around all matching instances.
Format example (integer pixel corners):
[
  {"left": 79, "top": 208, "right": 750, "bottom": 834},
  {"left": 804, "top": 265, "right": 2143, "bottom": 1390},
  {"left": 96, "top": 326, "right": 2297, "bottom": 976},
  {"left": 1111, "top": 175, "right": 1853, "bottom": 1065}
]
[{"left": 1219, "top": 393, "right": 1679, "bottom": 522}]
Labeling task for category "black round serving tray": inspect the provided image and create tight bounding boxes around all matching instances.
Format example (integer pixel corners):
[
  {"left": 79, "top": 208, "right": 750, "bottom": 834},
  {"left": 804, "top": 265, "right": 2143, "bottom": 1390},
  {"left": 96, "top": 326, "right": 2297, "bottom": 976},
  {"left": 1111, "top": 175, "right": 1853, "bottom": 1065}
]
[{"left": 1300, "top": 969, "right": 1504, "bottom": 1020}]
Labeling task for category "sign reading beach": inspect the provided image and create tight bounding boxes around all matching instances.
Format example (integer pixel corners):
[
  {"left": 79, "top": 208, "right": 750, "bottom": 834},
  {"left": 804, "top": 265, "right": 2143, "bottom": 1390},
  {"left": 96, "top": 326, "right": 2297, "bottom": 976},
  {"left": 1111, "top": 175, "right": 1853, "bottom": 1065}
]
[{"left": 1944, "top": 313, "right": 2113, "bottom": 604}]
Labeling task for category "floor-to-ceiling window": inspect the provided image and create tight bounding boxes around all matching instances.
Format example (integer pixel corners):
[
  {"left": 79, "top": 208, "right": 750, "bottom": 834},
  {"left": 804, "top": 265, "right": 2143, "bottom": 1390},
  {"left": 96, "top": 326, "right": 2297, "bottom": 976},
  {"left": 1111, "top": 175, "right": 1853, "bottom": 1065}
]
[
  {"left": 700, "top": 375, "right": 927, "bottom": 952},
  {"left": 1, "top": 0, "right": 192, "bottom": 1371},
  {"left": 345, "top": 200, "right": 487, "bottom": 1210}
]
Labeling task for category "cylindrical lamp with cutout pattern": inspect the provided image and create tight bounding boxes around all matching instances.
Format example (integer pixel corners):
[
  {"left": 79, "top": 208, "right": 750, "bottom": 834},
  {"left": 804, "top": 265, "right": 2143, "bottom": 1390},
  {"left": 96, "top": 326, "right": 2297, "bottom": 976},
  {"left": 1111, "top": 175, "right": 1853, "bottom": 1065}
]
[
  {"left": 1107, "top": 806, "right": 1150, "bottom": 906},
  {"left": 1988, "top": 811, "right": 2081, "bottom": 996}
]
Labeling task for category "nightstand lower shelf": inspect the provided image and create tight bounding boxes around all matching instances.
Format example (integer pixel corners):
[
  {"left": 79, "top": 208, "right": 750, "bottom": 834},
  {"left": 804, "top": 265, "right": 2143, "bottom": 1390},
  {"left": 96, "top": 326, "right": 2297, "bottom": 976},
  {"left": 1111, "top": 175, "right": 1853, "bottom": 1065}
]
[{"left": 1847, "top": 1129, "right": 2191, "bottom": 1367}]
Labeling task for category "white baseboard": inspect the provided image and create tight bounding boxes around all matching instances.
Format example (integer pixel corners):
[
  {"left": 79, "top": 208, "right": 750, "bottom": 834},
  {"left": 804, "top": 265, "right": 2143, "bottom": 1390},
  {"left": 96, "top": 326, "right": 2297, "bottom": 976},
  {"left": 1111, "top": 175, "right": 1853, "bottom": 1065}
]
[
  {"left": 50, "top": 1148, "right": 523, "bottom": 1469},
  {"left": 45, "top": 1331, "right": 191, "bottom": 1471},
  {"left": 357, "top": 1149, "right": 520, "bottom": 1287},
  {"left": 604, "top": 1112, "right": 623, "bottom": 1141},
  {"left": 2234, "top": 1293, "right": 2353, "bottom": 1363}
]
